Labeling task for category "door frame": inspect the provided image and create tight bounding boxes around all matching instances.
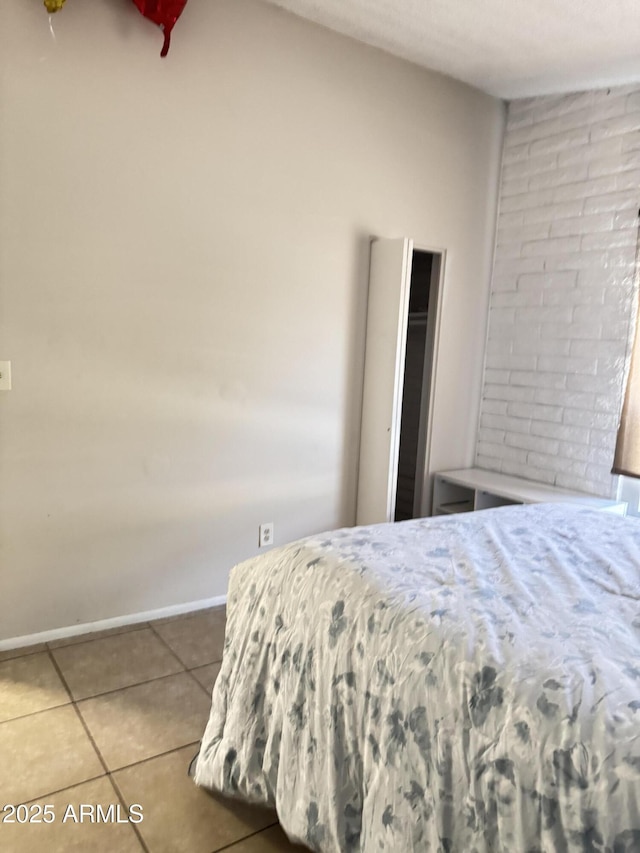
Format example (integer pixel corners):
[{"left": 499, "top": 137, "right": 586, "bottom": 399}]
[
  {"left": 355, "top": 237, "right": 446, "bottom": 525},
  {"left": 412, "top": 244, "right": 446, "bottom": 518}
]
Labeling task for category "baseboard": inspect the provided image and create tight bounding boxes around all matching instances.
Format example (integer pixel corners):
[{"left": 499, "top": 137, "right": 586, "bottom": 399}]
[{"left": 0, "top": 594, "right": 227, "bottom": 652}]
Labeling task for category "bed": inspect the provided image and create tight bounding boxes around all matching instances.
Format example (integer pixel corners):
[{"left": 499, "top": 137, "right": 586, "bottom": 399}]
[{"left": 194, "top": 503, "right": 640, "bottom": 852}]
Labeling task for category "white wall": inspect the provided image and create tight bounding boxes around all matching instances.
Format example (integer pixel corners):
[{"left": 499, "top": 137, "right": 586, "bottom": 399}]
[
  {"left": 477, "top": 86, "right": 640, "bottom": 496},
  {"left": 0, "top": 0, "right": 503, "bottom": 641}
]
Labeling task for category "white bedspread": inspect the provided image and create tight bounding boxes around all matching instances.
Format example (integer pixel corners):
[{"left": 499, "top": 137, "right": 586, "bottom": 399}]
[{"left": 195, "top": 503, "right": 640, "bottom": 852}]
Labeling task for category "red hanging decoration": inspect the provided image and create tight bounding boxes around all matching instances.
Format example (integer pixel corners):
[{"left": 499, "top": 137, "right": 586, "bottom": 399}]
[{"left": 132, "top": 0, "right": 189, "bottom": 57}]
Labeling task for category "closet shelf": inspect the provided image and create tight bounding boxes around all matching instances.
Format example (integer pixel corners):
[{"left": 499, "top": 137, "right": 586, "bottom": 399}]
[{"left": 432, "top": 468, "right": 627, "bottom": 516}]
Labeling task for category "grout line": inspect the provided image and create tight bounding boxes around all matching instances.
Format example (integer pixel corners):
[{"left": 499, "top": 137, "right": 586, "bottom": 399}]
[
  {"left": 10, "top": 741, "right": 203, "bottom": 808},
  {"left": 46, "top": 647, "right": 75, "bottom": 704},
  {"left": 45, "top": 643, "right": 111, "bottom": 781},
  {"left": 70, "top": 706, "right": 111, "bottom": 777},
  {"left": 190, "top": 658, "right": 223, "bottom": 667},
  {"left": 1, "top": 657, "right": 221, "bottom": 727},
  {"left": 109, "top": 740, "right": 203, "bottom": 775},
  {"left": 10, "top": 772, "right": 110, "bottom": 807},
  {"left": 45, "top": 622, "right": 151, "bottom": 652},
  {"left": 106, "top": 773, "right": 151, "bottom": 853},
  {"left": 210, "top": 822, "right": 281, "bottom": 853},
  {"left": 146, "top": 621, "right": 193, "bottom": 670},
  {"left": 0, "top": 647, "right": 48, "bottom": 664},
  {"left": 3, "top": 617, "right": 239, "bottom": 852},
  {"left": 185, "top": 667, "right": 217, "bottom": 697},
  {"left": 186, "top": 668, "right": 211, "bottom": 697},
  {"left": 0, "top": 669, "right": 198, "bottom": 727},
  {"left": 0, "top": 699, "right": 72, "bottom": 727},
  {"left": 72, "top": 669, "right": 190, "bottom": 704}
]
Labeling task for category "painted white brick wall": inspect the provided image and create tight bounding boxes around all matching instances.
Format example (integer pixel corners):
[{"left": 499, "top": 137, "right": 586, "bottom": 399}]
[{"left": 476, "top": 85, "right": 640, "bottom": 497}]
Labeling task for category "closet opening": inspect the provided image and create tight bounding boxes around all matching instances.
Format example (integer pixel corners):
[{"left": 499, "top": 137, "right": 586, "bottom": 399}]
[
  {"left": 394, "top": 250, "right": 438, "bottom": 521},
  {"left": 356, "top": 237, "right": 444, "bottom": 527}
]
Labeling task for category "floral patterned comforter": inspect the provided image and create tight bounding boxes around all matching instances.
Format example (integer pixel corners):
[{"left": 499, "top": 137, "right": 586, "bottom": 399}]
[{"left": 195, "top": 503, "right": 640, "bottom": 852}]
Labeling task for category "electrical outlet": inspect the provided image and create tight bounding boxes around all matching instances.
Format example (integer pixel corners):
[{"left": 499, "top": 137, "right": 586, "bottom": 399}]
[{"left": 259, "top": 522, "right": 274, "bottom": 548}]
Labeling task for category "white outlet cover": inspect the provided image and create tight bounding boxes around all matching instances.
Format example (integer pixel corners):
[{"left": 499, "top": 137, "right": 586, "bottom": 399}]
[
  {"left": 259, "top": 523, "right": 274, "bottom": 547},
  {"left": 0, "top": 361, "right": 11, "bottom": 391}
]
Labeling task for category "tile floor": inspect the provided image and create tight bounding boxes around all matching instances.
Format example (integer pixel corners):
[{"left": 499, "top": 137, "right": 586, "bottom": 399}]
[{"left": 0, "top": 607, "right": 307, "bottom": 853}]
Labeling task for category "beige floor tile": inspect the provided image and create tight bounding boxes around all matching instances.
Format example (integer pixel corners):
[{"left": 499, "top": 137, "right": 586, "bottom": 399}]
[
  {"left": 0, "top": 706, "right": 104, "bottom": 805},
  {"left": 77, "top": 672, "right": 211, "bottom": 770},
  {"left": 151, "top": 610, "right": 226, "bottom": 668},
  {"left": 224, "top": 824, "right": 309, "bottom": 852},
  {"left": 0, "top": 776, "right": 144, "bottom": 853},
  {"left": 48, "top": 622, "right": 150, "bottom": 650},
  {"left": 0, "top": 643, "right": 48, "bottom": 663},
  {"left": 51, "top": 628, "right": 184, "bottom": 700},
  {"left": 189, "top": 662, "right": 221, "bottom": 695},
  {"left": 113, "top": 745, "right": 276, "bottom": 853},
  {"left": 0, "top": 652, "right": 70, "bottom": 723}
]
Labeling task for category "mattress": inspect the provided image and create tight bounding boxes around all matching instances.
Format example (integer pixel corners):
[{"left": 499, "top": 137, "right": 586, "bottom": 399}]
[{"left": 194, "top": 503, "right": 640, "bottom": 852}]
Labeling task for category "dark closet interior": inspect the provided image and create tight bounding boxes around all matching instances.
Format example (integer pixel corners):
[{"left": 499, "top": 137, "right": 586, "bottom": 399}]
[{"left": 394, "top": 250, "right": 434, "bottom": 522}]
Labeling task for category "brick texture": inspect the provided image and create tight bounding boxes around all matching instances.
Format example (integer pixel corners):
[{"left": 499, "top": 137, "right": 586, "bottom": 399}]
[{"left": 476, "top": 86, "right": 640, "bottom": 497}]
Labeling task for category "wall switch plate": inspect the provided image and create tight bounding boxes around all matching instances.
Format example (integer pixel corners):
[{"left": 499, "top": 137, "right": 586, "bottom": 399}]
[
  {"left": 0, "top": 362, "right": 11, "bottom": 391},
  {"left": 259, "top": 522, "right": 274, "bottom": 548}
]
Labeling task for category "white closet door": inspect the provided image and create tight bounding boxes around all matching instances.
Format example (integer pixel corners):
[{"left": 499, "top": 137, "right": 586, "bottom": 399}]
[{"left": 356, "top": 237, "right": 413, "bottom": 525}]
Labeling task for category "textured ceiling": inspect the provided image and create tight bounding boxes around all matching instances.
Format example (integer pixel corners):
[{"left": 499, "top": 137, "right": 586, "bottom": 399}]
[{"left": 263, "top": 0, "right": 640, "bottom": 100}]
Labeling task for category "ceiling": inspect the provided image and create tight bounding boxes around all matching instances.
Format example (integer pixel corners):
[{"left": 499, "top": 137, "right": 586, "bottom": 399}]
[{"left": 264, "top": 0, "right": 640, "bottom": 100}]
